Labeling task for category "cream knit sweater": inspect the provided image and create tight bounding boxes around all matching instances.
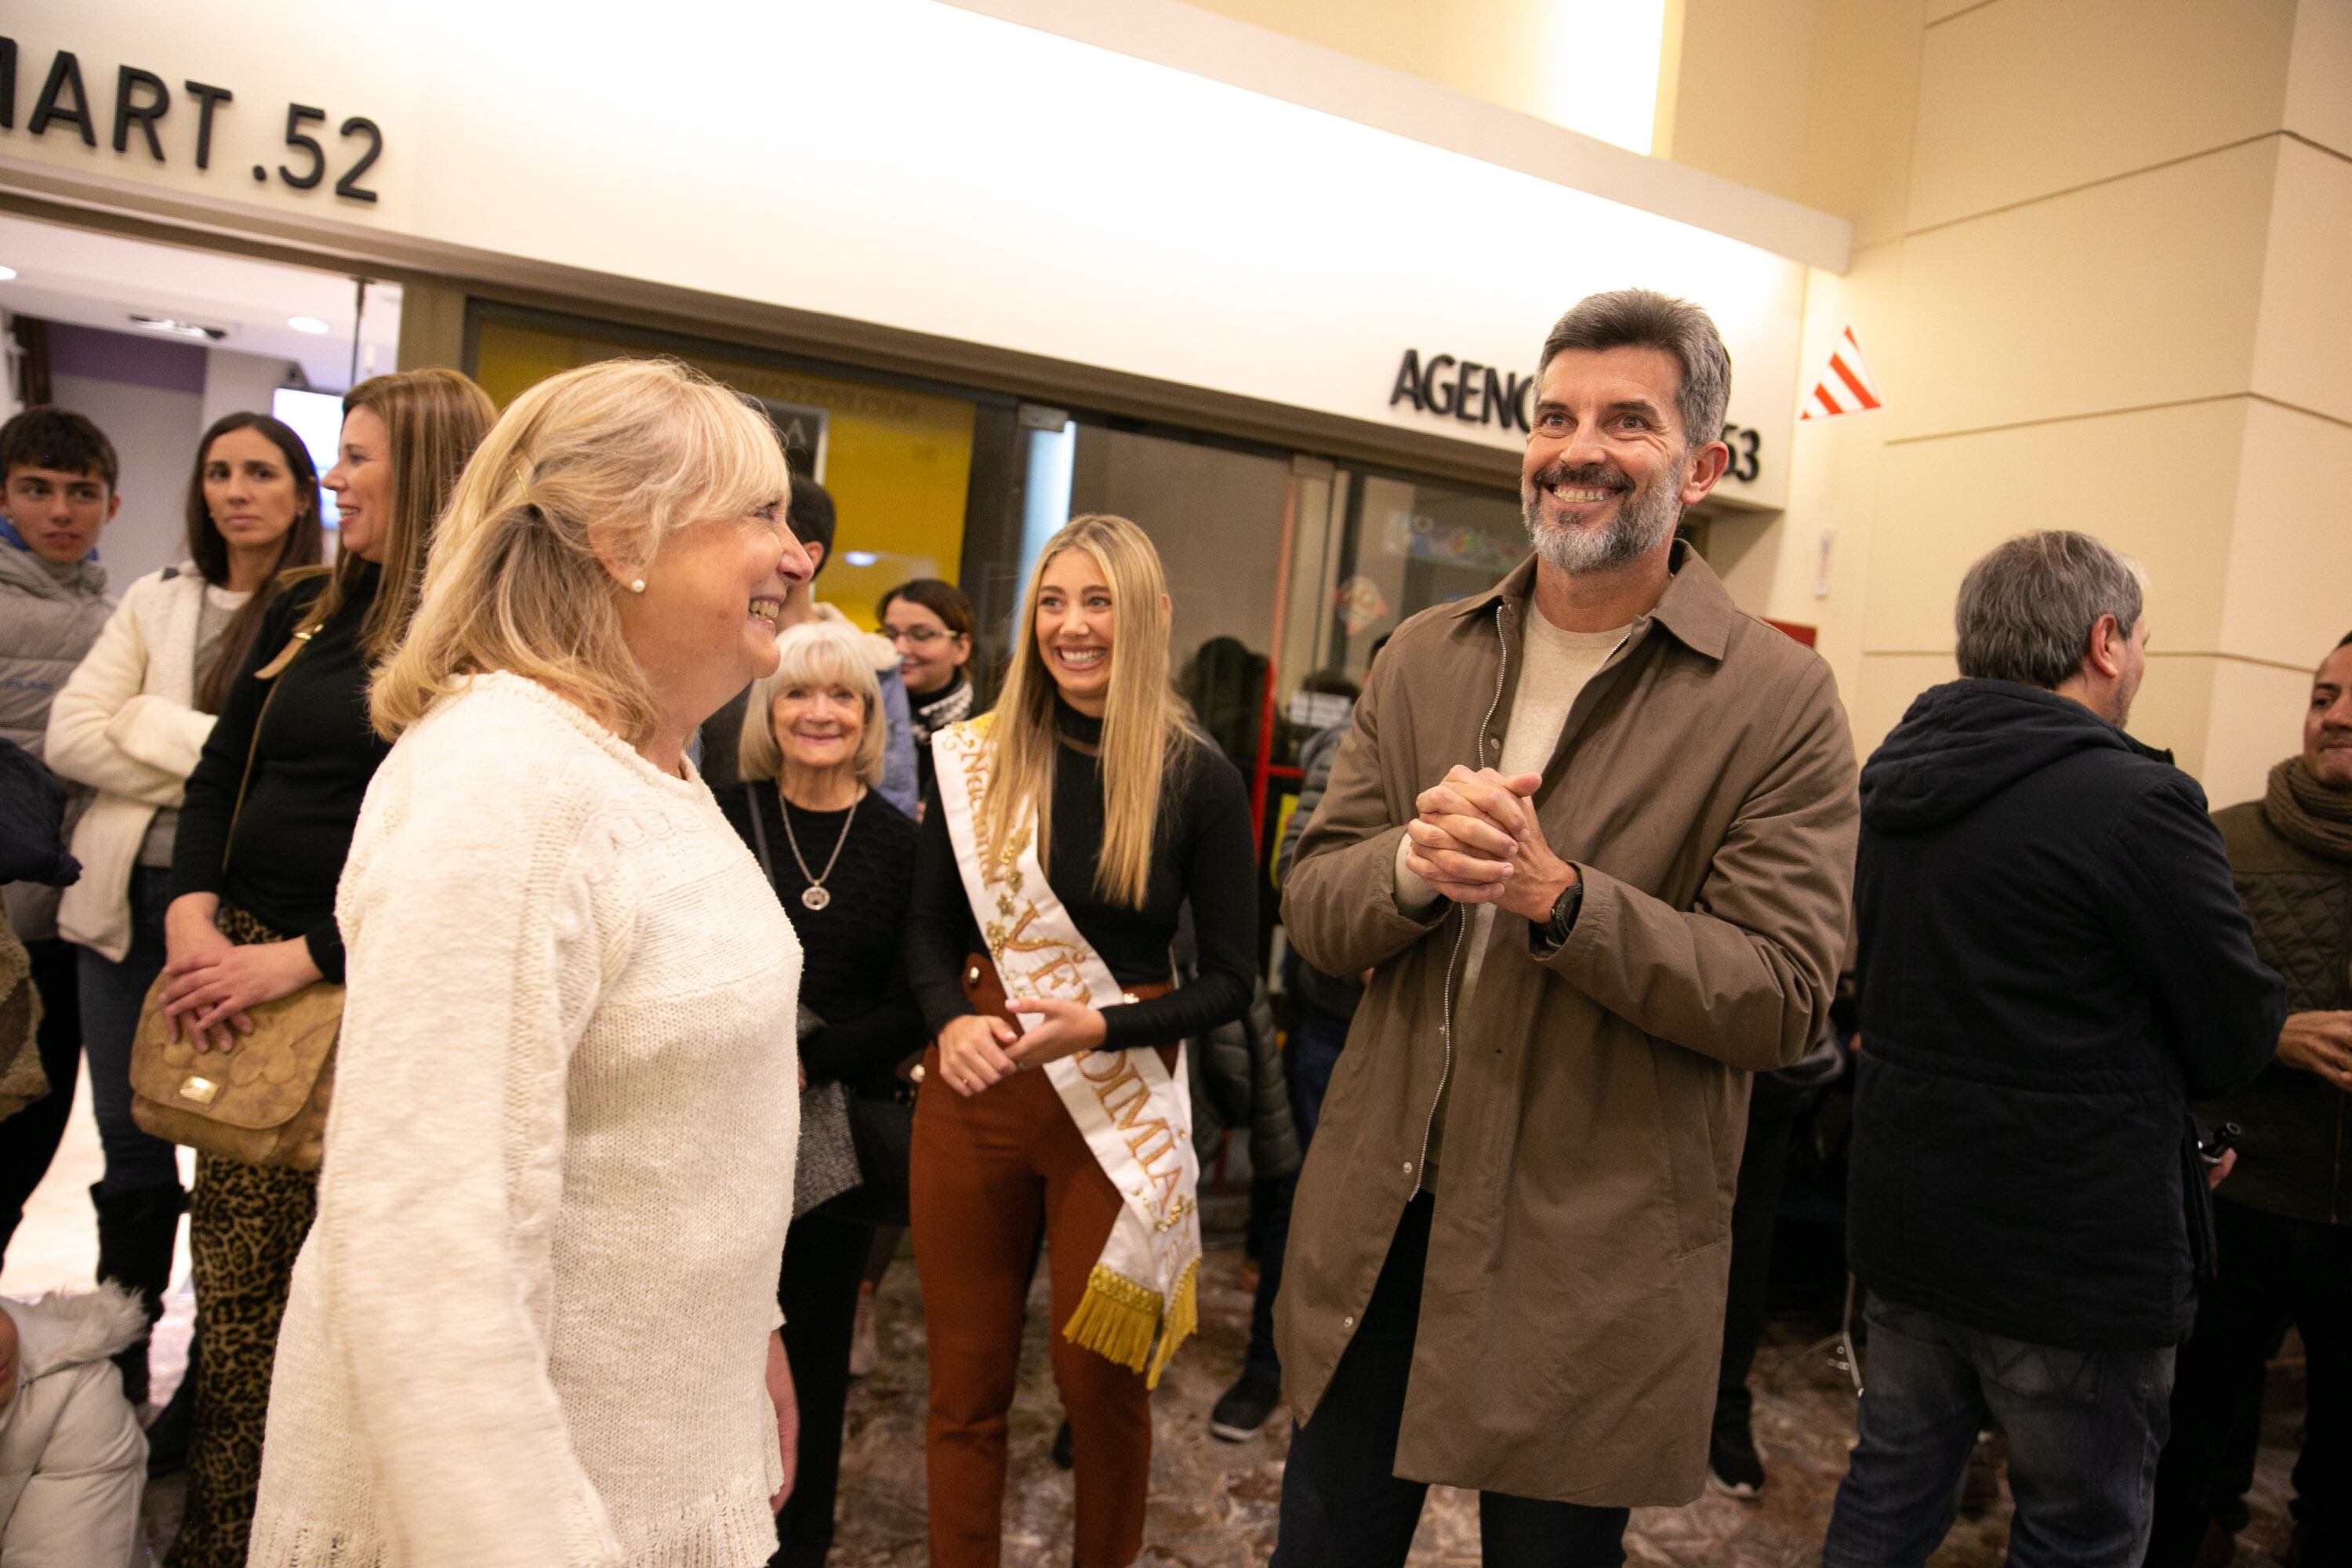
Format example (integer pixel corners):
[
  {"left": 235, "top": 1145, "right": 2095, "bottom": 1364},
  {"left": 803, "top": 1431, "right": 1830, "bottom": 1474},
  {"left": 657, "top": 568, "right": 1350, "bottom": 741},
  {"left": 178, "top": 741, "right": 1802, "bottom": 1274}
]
[{"left": 251, "top": 672, "right": 802, "bottom": 1568}]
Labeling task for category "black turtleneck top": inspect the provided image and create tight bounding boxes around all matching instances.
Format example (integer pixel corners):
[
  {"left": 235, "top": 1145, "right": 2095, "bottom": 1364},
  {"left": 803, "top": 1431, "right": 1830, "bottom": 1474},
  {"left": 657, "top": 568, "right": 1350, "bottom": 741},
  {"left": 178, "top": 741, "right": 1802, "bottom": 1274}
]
[
  {"left": 171, "top": 568, "right": 390, "bottom": 982},
  {"left": 906, "top": 698, "right": 1258, "bottom": 1051}
]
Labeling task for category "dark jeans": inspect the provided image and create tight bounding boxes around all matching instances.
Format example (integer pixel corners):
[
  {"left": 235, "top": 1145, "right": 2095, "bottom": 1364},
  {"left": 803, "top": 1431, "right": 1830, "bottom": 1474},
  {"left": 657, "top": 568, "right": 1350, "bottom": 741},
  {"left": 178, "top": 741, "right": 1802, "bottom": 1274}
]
[
  {"left": 1242, "top": 1171, "right": 1297, "bottom": 1386},
  {"left": 1824, "top": 1292, "right": 2174, "bottom": 1568},
  {"left": 75, "top": 866, "right": 184, "bottom": 1198},
  {"left": 1238, "top": 990, "right": 1348, "bottom": 1389},
  {"left": 1273, "top": 1195, "right": 1630, "bottom": 1568},
  {"left": 1287, "top": 995, "right": 1350, "bottom": 1142},
  {"left": 776, "top": 1206, "right": 876, "bottom": 1567},
  {"left": 0, "top": 935, "right": 80, "bottom": 1265},
  {"left": 2145, "top": 1199, "right": 2350, "bottom": 1567},
  {"left": 1715, "top": 1075, "right": 1806, "bottom": 1439}
]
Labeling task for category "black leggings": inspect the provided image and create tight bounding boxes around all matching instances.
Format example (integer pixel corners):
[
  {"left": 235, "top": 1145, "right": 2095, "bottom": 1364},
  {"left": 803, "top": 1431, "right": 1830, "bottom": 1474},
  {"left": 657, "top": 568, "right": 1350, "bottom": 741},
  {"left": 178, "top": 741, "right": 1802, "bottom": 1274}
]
[{"left": 777, "top": 1205, "right": 876, "bottom": 1566}]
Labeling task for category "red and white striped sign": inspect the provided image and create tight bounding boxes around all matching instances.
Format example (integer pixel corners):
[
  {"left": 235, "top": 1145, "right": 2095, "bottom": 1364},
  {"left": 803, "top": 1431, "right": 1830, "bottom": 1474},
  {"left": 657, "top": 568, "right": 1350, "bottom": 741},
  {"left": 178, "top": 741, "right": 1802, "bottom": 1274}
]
[{"left": 1798, "top": 324, "right": 1883, "bottom": 420}]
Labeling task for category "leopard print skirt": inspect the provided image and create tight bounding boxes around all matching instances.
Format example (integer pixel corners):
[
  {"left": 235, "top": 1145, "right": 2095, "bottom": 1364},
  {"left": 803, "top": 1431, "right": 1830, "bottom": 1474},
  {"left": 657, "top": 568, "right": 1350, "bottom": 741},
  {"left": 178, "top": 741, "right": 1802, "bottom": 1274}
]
[{"left": 165, "top": 905, "right": 321, "bottom": 1568}]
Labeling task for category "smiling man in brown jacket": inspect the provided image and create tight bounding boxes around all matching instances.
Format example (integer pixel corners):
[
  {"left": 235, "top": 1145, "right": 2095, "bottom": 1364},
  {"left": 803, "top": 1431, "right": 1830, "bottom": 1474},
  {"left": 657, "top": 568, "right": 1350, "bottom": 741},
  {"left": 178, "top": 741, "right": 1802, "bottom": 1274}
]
[{"left": 1271, "top": 291, "right": 1859, "bottom": 1567}]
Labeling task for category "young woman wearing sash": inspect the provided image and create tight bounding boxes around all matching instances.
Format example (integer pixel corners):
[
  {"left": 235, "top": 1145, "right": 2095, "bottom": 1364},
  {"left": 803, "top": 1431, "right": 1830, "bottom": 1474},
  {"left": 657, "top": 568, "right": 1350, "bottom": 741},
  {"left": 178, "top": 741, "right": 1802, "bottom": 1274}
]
[{"left": 906, "top": 514, "right": 1257, "bottom": 1567}]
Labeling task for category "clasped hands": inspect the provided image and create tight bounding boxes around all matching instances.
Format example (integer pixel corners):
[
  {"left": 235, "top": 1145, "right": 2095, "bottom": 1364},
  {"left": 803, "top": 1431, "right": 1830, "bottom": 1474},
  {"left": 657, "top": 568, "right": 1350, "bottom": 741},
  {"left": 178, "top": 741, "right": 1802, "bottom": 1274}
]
[
  {"left": 935, "top": 996, "right": 1108, "bottom": 1098},
  {"left": 158, "top": 895, "right": 322, "bottom": 1054},
  {"left": 1403, "top": 765, "right": 1579, "bottom": 926}
]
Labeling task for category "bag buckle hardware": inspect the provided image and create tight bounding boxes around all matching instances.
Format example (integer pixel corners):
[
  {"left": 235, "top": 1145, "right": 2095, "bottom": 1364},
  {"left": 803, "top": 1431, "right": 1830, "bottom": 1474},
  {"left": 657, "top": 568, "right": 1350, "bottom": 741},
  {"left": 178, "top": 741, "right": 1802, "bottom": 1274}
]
[{"left": 179, "top": 1075, "right": 221, "bottom": 1105}]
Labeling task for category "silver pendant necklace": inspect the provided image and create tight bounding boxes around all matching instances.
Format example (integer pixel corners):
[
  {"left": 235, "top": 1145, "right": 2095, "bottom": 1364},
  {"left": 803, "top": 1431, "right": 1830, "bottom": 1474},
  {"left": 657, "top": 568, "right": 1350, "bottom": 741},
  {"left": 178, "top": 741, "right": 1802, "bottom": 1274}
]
[{"left": 779, "top": 786, "right": 859, "bottom": 911}]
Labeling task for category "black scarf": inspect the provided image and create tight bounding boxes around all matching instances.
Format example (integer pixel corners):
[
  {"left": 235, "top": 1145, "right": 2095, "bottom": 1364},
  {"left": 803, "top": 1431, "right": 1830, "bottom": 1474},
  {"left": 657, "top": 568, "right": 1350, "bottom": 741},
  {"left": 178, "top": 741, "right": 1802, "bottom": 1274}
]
[{"left": 909, "top": 674, "right": 975, "bottom": 742}]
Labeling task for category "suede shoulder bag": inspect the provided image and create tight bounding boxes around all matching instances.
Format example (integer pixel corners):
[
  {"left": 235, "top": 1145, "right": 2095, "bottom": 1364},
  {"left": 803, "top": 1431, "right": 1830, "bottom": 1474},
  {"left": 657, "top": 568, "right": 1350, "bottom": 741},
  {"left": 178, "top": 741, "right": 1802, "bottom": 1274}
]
[{"left": 129, "top": 622, "right": 342, "bottom": 1171}]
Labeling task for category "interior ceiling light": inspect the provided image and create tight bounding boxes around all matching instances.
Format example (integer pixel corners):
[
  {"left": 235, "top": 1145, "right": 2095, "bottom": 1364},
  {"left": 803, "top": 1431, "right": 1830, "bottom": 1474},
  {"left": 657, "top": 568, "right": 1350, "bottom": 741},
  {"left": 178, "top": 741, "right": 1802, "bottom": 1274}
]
[
  {"left": 842, "top": 550, "right": 879, "bottom": 568},
  {"left": 0, "top": 265, "right": 17, "bottom": 281},
  {"left": 288, "top": 315, "right": 331, "bottom": 334},
  {"left": 129, "top": 314, "right": 228, "bottom": 342}
]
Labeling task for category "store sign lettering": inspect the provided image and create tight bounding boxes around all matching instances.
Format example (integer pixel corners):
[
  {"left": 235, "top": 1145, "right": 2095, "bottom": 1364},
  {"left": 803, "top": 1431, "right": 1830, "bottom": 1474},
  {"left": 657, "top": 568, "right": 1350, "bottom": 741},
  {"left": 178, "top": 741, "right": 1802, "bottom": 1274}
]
[
  {"left": 1391, "top": 347, "right": 1766, "bottom": 484},
  {"left": 1390, "top": 349, "right": 1536, "bottom": 434},
  {"left": 0, "top": 38, "right": 384, "bottom": 204}
]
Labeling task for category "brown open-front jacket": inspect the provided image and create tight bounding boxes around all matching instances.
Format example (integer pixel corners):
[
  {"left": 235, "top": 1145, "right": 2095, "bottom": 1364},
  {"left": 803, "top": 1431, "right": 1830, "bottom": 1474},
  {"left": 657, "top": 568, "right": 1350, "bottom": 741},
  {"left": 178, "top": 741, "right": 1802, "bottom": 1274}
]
[{"left": 1275, "top": 544, "right": 1859, "bottom": 1506}]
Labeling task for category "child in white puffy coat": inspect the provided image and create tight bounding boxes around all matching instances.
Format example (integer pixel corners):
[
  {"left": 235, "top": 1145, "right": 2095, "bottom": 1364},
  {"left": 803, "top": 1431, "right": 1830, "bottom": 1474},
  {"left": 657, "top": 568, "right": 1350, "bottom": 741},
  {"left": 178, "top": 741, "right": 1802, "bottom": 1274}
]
[{"left": 0, "top": 1283, "right": 148, "bottom": 1566}]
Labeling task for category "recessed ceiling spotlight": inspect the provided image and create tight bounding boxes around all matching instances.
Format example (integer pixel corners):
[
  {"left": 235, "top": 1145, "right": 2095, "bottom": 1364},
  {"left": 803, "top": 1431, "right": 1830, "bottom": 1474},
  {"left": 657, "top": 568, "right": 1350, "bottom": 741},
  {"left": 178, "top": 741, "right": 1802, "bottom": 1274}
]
[
  {"left": 288, "top": 315, "right": 331, "bottom": 335},
  {"left": 843, "top": 550, "right": 880, "bottom": 568},
  {"left": 0, "top": 266, "right": 18, "bottom": 282},
  {"left": 129, "top": 314, "right": 227, "bottom": 342}
]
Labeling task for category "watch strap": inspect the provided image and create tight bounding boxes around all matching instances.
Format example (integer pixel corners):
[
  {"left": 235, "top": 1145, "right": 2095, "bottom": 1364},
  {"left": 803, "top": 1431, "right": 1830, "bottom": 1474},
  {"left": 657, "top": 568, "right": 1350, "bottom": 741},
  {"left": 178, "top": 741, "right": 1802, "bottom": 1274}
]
[{"left": 1534, "top": 877, "right": 1584, "bottom": 956}]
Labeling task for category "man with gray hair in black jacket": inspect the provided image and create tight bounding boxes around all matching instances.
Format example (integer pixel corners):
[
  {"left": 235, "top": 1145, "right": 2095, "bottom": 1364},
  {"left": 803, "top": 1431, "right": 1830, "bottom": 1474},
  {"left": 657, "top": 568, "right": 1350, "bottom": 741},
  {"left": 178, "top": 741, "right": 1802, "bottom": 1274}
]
[{"left": 1824, "top": 530, "right": 2285, "bottom": 1568}]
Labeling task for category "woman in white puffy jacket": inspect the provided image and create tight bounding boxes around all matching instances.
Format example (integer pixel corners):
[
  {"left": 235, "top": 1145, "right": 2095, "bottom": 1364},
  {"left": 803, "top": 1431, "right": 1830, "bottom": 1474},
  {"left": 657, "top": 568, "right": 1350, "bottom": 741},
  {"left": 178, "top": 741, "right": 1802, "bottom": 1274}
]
[
  {"left": 0, "top": 1283, "right": 150, "bottom": 1566},
  {"left": 42, "top": 413, "right": 321, "bottom": 1406}
]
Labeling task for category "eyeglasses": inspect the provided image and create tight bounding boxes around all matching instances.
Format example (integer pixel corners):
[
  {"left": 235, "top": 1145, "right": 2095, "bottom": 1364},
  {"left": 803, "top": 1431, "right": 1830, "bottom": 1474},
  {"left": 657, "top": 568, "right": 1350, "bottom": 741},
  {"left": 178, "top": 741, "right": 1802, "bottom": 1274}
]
[{"left": 884, "top": 626, "right": 950, "bottom": 647}]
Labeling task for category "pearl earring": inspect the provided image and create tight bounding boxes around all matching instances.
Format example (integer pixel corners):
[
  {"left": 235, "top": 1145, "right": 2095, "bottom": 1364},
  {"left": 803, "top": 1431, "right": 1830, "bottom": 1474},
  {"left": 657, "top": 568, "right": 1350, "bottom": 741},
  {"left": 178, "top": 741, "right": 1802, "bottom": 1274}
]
[{"left": 628, "top": 578, "right": 647, "bottom": 594}]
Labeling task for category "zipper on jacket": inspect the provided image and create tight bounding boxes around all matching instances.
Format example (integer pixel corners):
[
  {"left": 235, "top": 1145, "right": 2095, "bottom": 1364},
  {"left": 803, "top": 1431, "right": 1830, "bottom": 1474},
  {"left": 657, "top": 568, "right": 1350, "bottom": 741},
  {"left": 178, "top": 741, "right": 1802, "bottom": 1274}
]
[{"left": 1417, "top": 602, "right": 1512, "bottom": 1185}]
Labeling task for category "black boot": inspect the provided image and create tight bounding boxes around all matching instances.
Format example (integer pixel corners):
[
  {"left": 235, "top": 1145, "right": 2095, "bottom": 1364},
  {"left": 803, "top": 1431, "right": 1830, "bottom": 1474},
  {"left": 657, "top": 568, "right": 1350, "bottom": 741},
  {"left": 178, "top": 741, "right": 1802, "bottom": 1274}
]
[
  {"left": 146, "top": 1332, "right": 197, "bottom": 1476},
  {"left": 91, "top": 1181, "right": 186, "bottom": 1405}
]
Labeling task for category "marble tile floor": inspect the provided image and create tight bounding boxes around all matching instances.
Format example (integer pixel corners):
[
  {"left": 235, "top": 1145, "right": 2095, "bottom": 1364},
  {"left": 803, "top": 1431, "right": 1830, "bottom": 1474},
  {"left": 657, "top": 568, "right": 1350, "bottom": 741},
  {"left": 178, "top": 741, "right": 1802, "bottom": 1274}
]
[
  {"left": 3, "top": 1084, "right": 2307, "bottom": 1566},
  {"left": 822, "top": 1244, "right": 2305, "bottom": 1568}
]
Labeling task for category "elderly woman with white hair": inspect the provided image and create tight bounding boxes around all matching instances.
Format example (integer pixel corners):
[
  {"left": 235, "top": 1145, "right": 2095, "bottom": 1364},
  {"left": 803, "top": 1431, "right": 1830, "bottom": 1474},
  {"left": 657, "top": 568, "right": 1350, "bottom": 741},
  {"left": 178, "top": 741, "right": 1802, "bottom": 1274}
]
[
  {"left": 249, "top": 357, "right": 816, "bottom": 1567},
  {"left": 717, "top": 619, "right": 924, "bottom": 1568}
]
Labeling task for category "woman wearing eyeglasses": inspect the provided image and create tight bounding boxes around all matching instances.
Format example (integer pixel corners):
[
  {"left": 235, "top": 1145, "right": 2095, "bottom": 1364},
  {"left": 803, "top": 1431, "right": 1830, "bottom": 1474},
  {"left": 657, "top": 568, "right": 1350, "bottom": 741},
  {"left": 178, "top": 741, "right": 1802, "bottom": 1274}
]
[{"left": 877, "top": 579, "right": 976, "bottom": 810}]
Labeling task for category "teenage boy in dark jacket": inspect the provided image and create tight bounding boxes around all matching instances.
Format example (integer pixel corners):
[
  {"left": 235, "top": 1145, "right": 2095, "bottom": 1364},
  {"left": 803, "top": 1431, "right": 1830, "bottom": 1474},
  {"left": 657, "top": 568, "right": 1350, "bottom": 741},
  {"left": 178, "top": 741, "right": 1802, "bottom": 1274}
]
[
  {"left": 1824, "top": 531, "right": 2284, "bottom": 1568},
  {"left": 0, "top": 408, "right": 118, "bottom": 1268},
  {"left": 2146, "top": 631, "right": 2352, "bottom": 1568}
]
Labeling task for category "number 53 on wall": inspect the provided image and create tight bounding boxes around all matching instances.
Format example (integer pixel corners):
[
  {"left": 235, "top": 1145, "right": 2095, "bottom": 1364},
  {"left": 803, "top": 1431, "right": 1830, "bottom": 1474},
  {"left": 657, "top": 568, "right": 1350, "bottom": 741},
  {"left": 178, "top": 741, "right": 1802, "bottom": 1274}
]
[{"left": 1719, "top": 423, "right": 1762, "bottom": 484}]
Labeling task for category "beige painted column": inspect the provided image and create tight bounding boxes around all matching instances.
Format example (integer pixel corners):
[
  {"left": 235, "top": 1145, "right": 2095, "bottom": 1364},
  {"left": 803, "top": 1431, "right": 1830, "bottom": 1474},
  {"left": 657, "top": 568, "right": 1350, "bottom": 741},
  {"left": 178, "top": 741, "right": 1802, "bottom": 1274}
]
[
  {"left": 394, "top": 278, "right": 470, "bottom": 375},
  {"left": 1769, "top": 0, "right": 2351, "bottom": 808}
]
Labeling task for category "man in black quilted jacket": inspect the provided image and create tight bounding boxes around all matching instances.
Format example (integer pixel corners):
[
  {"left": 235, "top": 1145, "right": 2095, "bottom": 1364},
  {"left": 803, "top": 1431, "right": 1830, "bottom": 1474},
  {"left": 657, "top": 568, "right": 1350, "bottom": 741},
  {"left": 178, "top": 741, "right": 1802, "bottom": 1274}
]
[
  {"left": 2146, "top": 631, "right": 2352, "bottom": 1568},
  {"left": 1824, "top": 531, "right": 2284, "bottom": 1568}
]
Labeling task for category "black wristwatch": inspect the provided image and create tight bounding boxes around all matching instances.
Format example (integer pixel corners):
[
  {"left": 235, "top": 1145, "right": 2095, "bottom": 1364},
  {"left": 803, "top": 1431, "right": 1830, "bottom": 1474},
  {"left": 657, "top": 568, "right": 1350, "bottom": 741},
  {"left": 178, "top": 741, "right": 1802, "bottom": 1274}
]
[{"left": 1533, "top": 877, "right": 1584, "bottom": 955}]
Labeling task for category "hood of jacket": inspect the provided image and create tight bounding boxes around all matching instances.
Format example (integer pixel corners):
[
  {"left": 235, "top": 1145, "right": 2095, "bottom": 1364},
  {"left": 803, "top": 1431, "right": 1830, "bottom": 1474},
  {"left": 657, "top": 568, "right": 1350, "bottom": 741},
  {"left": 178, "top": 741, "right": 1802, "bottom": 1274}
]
[
  {"left": 1, "top": 1283, "right": 147, "bottom": 1388},
  {"left": 0, "top": 533, "right": 107, "bottom": 604},
  {"left": 1860, "top": 679, "right": 2164, "bottom": 834}
]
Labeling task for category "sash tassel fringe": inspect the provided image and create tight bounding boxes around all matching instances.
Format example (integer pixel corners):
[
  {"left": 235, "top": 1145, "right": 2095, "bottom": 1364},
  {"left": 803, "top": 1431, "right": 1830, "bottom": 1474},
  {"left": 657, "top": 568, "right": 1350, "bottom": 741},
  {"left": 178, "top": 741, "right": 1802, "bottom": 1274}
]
[{"left": 1062, "top": 1258, "right": 1200, "bottom": 1390}]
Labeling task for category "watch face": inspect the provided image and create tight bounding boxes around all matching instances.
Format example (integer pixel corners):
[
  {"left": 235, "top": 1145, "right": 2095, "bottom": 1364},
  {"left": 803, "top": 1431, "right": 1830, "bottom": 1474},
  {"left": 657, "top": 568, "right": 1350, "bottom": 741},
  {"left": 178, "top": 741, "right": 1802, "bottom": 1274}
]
[{"left": 1552, "top": 885, "right": 1582, "bottom": 932}]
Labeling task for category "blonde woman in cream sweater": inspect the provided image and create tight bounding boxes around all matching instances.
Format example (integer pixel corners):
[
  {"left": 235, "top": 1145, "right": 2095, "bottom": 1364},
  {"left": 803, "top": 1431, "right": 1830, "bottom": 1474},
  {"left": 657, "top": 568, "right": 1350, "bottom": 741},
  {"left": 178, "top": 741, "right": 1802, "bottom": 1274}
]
[{"left": 249, "top": 358, "right": 817, "bottom": 1568}]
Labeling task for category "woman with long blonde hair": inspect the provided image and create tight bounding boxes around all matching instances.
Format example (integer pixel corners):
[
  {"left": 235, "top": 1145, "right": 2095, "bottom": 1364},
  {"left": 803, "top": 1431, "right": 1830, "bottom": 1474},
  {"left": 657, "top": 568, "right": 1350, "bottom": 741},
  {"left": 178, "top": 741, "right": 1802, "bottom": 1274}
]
[
  {"left": 157, "top": 368, "right": 493, "bottom": 1567},
  {"left": 252, "top": 356, "right": 816, "bottom": 1566},
  {"left": 904, "top": 514, "right": 1257, "bottom": 1567}
]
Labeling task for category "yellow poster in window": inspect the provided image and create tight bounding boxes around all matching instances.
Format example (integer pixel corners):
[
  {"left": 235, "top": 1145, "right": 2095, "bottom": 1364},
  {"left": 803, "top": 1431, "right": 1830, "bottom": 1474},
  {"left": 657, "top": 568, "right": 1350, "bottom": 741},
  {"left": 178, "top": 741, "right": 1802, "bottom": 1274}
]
[{"left": 473, "top": 318, "right": 975, "bottom": 630}]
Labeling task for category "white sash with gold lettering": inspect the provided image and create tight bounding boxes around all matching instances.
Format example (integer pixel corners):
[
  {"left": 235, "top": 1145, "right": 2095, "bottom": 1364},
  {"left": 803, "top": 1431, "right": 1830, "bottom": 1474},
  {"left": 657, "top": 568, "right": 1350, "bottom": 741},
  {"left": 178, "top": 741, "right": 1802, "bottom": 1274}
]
[{"left": 931, "top": 715, "right": 1200, "bottom": 1385}]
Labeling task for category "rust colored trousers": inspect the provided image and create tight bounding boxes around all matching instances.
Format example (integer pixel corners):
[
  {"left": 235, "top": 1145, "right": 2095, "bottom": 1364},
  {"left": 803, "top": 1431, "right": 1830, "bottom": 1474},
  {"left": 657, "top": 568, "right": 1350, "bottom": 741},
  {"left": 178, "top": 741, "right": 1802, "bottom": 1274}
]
[{"left": 910, "top": 1043, "right": 1167, "bottom": 1568}]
